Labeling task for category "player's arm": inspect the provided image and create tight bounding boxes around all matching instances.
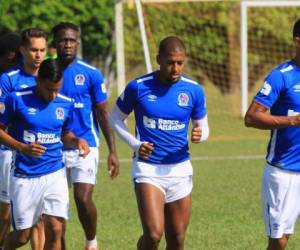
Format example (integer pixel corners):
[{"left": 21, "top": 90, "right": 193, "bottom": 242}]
[
  {"left": 109, "top": 105, "right": 153, "bottom": 159},
  {"left": 0, "top": 123, "right": 46, "bottom": 157},
  {"left": 61, "top": 130, "right": 90, "bottom": 157},
  {"left": 95, "top": 101, "right": 120, "bottom": 179},
  {"left": 191, "top": 115, "right": 209, "bottom": 143},
  {"left": 244, "top": 101, "right": 300, "bottom": 129}
]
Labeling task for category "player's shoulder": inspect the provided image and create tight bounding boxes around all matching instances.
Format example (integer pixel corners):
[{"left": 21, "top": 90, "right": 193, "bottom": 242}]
[
  {"left": 75, "top": 58, "right": 97, "bottom": 71},
  {"left": 180, "top": 75, "right": 204, "bottom": 91},
  {"left": 56, "top": 93, "right": 73, "bottom": 103},
  {"left": 2, "top": 67, "right": 21, "bottom": 79},
  {"left": 271, "top": 60, "right": 296, "bottom": 76},
  {"left": 12, "top": 86, "right": 34, "bottom": 99},
  {"left": 180, "top": 75, "right": 199, "bottom": 85},
  {"left": 135, "top": 72, "right": 155, "bottom": 84}
]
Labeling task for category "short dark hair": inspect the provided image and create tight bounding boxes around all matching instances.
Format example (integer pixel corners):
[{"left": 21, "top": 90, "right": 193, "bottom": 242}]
[
  {"left": 21, "top": 28, "right": 47, "bottom": 47},
  {"left": 158, "top": 36, "right": 186, "bottom": 55},
  {"left": 38, "top": 59, "right": 63, "bottom": 83},
  {"left": 0, "top": 32, "right": 21, "bottom": 57},
  {"left": 52, "top": 22, "right": 80, "bottom": 38},
  {"left": 293, "top": 19, "right": 300, "bottom": 38}
]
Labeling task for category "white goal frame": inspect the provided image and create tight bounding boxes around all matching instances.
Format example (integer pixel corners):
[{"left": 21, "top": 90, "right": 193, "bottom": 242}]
[{"left": 116, "top": 0, "right": 300, "bottom": 116}]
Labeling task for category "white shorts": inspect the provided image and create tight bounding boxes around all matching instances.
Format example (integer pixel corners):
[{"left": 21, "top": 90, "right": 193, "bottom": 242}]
[
  {"left": 132, "top": 160, "right": 193, "bottom": 203},
  {"left": 10, "top": 168, "right": 69, "bottom": 230},
  {"left": 262, "top": 164, "right": 300, "bottom": 238},
  {"left": 63, "top": 147, "right": 99, "bottom": 185},
  {"left": 0, "top": 149, "right": 13, "bottom": 203}
]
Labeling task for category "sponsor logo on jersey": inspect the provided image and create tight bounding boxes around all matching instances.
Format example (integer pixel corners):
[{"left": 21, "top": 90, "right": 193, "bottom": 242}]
[
  {"left": 0, "top": 103, "right": 5, "bottom": 114},
  {"left": 28, "top": 108, "right": 37, "bottom": 115},
  {"left": 260, "top": 81, "right": 272, "bottom": 96},
  {"left": 178, "top": 93, "right": 189, "bottom": 106},
  {"left": 56, "top": 108, "right": 64, "bottom": 120},
  {"left": 101, "top": 83, "right": 107, "bottom": 93},
  {"left": 143, "top": 116, "right": 185, "bottom": 130},
  {"left": 23, "top": 130, "right": 60, "bottom": 144},
  {"left": 147, "top": 94, "right": 157, "bottom": 102},
  {"left": 74, "top": 74, "right": 85, "bottom": 85},
  {"left": 293, "top": 84, "right": 300, "bottom": 92},
  {"left": 74, "top": 102, "right": 84, "bottom": 108}
]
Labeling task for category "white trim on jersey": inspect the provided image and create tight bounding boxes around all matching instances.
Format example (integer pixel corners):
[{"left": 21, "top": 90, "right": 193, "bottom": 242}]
[
  {"left": 7, "top": 69, "right": 20, "bottom": 77},
  {"left": 16, "top": 90, "right": 32, "bottom": 96},
  {"left": 181, "top": 76, "right": 198, "bottom": 85},
  {"left": 57, "top": 93, "right": 72, "bottom": 102},
  {"left": 280, "top": 65, "right": 293, "bottom": 73},
  {"left": 90, "top": 112, "right": 99, "bottom": 147},
  {"left": 77, "top": 60, "right": 96, "bottom": 70},
  {"left": 267, "top": 129, "right": 278, "bottom": 163},
  {"left": 137, "top": 75, "right": 153, "bottom": 83}
]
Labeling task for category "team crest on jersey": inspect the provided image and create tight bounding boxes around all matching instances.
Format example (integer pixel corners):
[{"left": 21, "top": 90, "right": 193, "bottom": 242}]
[
  {"left": 75, "top": 74, "right": 85, "bottom": 85},
  {"left": 178, "top": 93, "right": 189, "bottom": 106},
  {"left": 56, "top": 108, "right": 64, "bottom": 120}
]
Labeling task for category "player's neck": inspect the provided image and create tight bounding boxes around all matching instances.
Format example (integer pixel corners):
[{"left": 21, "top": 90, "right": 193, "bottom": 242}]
[
  {"left": 293, "top": 55, "right": 300, "bottom": 68},
  {"left": 58, "top": 57, "right": 76, "bottom": 68},
  {"left": 23, "top": 64, "right": 39, "bottom": 76}
]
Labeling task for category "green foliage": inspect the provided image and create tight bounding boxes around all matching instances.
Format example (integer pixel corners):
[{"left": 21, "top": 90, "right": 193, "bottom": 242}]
[{"left": 0, "top": 0, "right": 114, "bottom": 61}]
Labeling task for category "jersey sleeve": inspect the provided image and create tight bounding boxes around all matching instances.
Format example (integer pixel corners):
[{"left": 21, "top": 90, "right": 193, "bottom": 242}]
[
  {"left": 0, "top": 93, "right": 16, "bottom": 126},
  {"left": 191, "top": 85, "right": 207, "bottom": 120},
  {"left": 0, "top": 73, "right": 12, "bottom": 103},
  {"left": 116, "top": 81, "right": 138, "bottom": 115},
  {"left": 90, "top": 69, "right": 107, "bottom": 105},
  {"left": 253, "top": 70, "right": 284, "bottom": 108}
]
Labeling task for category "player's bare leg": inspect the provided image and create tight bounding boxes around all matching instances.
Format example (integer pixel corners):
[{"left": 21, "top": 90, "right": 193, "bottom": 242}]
[
  {"left": 0, "top": 202, "right": 10, "bottom": 248},
  {"left": 164, "top": 195, "right": 191, "bottom": 250},
  {"left": 43, "top": 215, "right": 64, "bottom": 250},
  {"left": 135, "top": 183, "right": 165, "bottom": 250},
  {"left": 73, "top": 183, "right": 98, "bottom": 248},
  {"left": 30, "top": 219, "right": 45, "bottom": 250},
  {"left": 4, "top": 228, "right": 31, "bottom": 249},
  {"left": 267, "top": 235, "right": 289, "bottom": 250}
]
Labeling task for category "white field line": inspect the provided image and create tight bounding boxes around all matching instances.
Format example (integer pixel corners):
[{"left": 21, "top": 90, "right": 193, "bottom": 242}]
[{"left": 99, "top": 155, "right": 264, "bottom": 163}]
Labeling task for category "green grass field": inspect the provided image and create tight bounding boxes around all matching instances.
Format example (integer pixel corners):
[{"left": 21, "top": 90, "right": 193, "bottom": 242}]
[{"left": 19, "top": 81, "right": 300, "bottom": 249}]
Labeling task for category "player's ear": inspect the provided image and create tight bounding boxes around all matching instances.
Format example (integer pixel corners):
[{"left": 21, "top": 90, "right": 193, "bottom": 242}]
[
  {"left": 19, "top": 46, "right": 25, "bottom": 56},
  {"left": 156, "top": 54, "right": 161, "bottom": 66},
  {"left": 294, "top": 36, "right": 300, "bottom": 47}
]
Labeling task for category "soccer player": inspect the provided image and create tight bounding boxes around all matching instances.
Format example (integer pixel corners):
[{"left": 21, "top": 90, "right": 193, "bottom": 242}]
[
  {"left": 0, "top": 32, "right": 21, "bottom": 74},
  {"left": 0, "top": 59, "right": 90, "bottom": 250},
  {"left": 109, "top": 36, "right": 209, "bottom": 250},
  {"left": 52, "top": 22, "right": 119, "bottom": 250},
  {"left": 0, "top": 27, "right": 47, "bottom": 250},
  {"left": 244, "top": 19, "right": 300, "bottom": 250}
]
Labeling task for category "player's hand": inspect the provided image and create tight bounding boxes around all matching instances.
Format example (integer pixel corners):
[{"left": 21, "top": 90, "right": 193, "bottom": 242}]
[
  {"left": 21, "top": 142, "right": 46, "bottom": 157},
  {"left": 107, "top": 152, "right": 119, "bottom": 179},
  {"left": 138, "top": 142, "right": 154, "bottom": 159},
  {"left": 191, "top": 127, "right": 202, "bottom": 143},
  {"left": 78, "top": 138, "right": 90, "bottom": 157}
]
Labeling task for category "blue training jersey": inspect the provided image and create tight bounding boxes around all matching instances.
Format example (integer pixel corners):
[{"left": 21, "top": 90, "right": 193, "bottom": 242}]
[
  {"left": 254, "top": 60, "right": 300, "bottom": 171},
  {"left": 116, "top": 72, "right": 207, "bottom": 164},
  {"left": 59, "top": 58, "right": 107, "bottom": 147},
  {"left": 0, "top": 86, "right": 74, "bottom": 177},
  {"left": 0, "top": 65, "right": 37, "bottom": 149}
]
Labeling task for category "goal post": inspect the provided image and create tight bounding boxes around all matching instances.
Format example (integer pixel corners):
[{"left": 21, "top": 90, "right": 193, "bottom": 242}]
[{"left": 115, "top": 0, "right": 300, "bottom": 141}]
